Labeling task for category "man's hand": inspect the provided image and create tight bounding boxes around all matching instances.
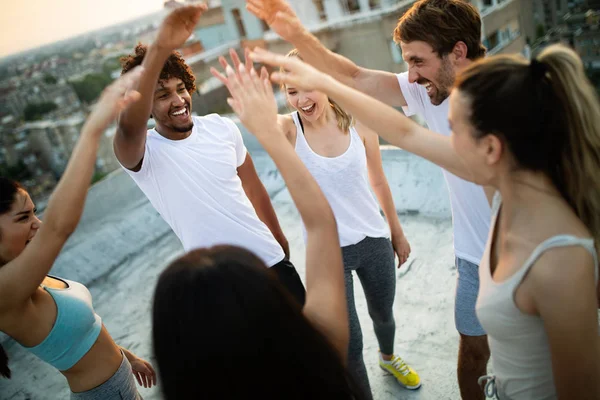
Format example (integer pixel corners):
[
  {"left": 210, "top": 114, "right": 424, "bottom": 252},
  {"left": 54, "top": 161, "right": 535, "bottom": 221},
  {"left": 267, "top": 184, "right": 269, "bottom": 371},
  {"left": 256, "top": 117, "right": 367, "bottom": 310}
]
[
  {"left": 246, "top": 0, "right": 305, "bottom": 42},
  {"left": 155, "top": 3, "right": 208, "bottom": 51}
]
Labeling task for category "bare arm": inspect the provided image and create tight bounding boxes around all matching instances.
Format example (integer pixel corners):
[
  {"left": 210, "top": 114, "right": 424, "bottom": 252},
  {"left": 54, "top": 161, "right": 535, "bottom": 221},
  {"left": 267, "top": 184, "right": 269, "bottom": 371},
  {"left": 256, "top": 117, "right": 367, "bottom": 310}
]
[
  {"left": 533, "top": 248, "right": 600, "bottom": 399},
  {"left": 0, "top": 69, "right": 143, "bottom": 311},
  {"left": 238, "top": 153, "right": 290, "bottom": 258},
  {"left": 252, "top": 50, "right": 473, "bottom": 182},
  {"left": 361, "top": 123, "right": 403, "bottom": 237},
  {"left": 225, "top": 63, "right": 348, "bottom": 362},
  {"left": 114, "top": 4, "right": 207, "bottom": 170},
  {"left": 360, "top": 123, "right": 410, "bottom": 265},
  {"left": 246, "top": 0, "right": 406, "bottom": 107}
]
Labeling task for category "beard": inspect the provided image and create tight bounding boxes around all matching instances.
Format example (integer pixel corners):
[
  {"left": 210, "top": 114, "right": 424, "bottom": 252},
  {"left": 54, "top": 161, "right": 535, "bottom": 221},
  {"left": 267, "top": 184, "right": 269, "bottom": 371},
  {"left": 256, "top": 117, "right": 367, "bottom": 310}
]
[
  {"left": 172, "top": 121, "right": 194, "bottom": 133},
  {"left": 428, "top": 57, "right": 456, "bottom": 105}
]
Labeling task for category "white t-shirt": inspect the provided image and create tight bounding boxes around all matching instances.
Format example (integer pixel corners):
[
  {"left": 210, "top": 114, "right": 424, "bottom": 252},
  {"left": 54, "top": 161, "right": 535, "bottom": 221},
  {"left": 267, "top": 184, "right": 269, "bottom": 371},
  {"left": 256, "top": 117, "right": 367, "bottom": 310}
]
[
  {"left": 122, "top": 114, "right": 285, "bottom": 267},
  {"left": 397, "top": 72, "right": 490, "bottom": 265}
]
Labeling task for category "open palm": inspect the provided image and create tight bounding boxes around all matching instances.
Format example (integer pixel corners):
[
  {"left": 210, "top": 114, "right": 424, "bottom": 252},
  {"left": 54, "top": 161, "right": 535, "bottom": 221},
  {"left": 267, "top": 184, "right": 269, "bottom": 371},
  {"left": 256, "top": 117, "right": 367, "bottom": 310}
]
[
  {"left": 156, "top": 3, "right": 208, "bottom": 50},
  {"left": 246, "top": 0, "right": 303, "bottom": 41}
]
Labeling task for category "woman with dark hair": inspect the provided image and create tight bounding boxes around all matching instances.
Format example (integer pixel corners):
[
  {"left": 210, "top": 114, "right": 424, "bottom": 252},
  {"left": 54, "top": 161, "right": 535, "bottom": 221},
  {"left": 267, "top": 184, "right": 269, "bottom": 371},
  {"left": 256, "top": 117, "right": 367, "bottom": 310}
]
[
  {"left": 251, "top": 44, "right": 600, "bottom": 400},
  {"left": 210, "top": 48, "right": 417, "bottom": 398},
  {"left": 0, "top": 67, "right": 156, "bottom": 399},
  {"left": 152, "top": 63, "right": 364, "bottom": 399}
]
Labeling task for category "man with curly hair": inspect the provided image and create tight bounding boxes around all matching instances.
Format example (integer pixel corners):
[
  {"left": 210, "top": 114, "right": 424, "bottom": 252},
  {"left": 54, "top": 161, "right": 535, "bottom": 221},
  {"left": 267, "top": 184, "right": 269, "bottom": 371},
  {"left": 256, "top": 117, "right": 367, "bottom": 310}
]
[{"left": 114, "top": 4, "right": 305, "bottom": 304}]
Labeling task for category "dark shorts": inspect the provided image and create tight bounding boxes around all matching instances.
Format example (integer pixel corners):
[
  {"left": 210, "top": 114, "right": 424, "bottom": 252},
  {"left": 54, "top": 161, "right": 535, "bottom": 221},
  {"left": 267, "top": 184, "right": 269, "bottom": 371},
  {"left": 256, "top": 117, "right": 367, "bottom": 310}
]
[{"left": 271, "top": 259, "right": 306, "bottom": 306}]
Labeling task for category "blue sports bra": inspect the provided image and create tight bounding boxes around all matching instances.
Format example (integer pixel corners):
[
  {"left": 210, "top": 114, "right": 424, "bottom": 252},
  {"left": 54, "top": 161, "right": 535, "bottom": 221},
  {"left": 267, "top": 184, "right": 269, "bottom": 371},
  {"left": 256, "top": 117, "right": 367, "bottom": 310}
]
[{"left": 24, "top": 276, "right": 102, "bottom": 371}]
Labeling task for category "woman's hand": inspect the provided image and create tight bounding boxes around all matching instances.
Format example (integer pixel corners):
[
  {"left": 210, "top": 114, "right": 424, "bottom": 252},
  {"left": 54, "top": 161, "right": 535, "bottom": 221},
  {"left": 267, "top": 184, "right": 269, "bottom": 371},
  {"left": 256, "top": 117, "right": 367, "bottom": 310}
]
[
  {"left": 82, "top": 66, "right": 144, "bottom": 136},
  {"left": 392, "top": 234, "right": 411, "bottom": 267},
  {"left": 129, "top": 355, "right": 157, "bottom": 389},
  {"left": 224, "top": 62, "right": 280, "bottom": 140},
  {"left": 249, "top": 47, "right": 330, "bottom": 92}
]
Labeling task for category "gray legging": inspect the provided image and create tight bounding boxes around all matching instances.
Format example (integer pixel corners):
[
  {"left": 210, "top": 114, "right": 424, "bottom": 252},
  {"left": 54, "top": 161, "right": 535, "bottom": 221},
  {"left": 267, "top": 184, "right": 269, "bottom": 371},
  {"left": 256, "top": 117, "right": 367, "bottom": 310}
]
[
  {"left": 70, "top": 352, "right": 142, "bottom": 400},
  {"left": 342, "top": 236, "right": 396, "bottom": 400}
]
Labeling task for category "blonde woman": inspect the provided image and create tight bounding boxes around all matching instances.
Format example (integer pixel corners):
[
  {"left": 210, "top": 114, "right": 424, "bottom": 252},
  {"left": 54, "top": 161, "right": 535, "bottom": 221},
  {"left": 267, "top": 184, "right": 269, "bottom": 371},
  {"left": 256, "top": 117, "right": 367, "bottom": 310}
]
[{"left": 213, "top": 49, "right": 418, "bottom": 398}]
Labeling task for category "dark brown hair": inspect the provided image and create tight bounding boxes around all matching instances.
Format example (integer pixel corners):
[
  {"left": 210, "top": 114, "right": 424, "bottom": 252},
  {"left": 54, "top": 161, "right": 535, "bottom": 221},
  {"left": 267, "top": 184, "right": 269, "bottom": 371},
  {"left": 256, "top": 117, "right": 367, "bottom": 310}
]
[
  {"left": 120, "top": 43, "right": 197, "bottom": 93},
  {"left": 0, "top": 176, "right": 24, "bottom": 379},
  {"left": 394, "top": 0, "right": 486, "bottom": 60},
  {"left": 455, "top": 44, "right": 600, "bottom": 245},
  {"left": 153, "top": 245, "right": 363, "bottom": 399}
]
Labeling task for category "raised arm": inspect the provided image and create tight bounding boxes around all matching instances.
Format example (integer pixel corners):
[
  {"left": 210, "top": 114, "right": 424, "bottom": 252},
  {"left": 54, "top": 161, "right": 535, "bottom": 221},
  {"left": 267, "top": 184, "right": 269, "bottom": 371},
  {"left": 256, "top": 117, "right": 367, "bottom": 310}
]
[
  {"left": 252, "top": 49, "right": 474, "bottom": 182},
  {"left": 224, "top": 63, "right": 348, "bottom": 362},
  {"left": 114, "top": 4, "right": 207, "bottom": 170},
  {"left": 0, "top": 68, "right": 144, "bottom": 311},
  {"left": 246, "top": 0, "right": 406, "bottom": 107}
]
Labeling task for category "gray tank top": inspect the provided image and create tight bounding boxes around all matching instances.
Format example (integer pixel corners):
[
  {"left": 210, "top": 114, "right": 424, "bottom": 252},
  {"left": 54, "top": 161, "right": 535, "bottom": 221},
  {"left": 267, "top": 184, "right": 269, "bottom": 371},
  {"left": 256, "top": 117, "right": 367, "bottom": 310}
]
[{"left": 476, "top": 193, "right": 598, "bottom": 399}]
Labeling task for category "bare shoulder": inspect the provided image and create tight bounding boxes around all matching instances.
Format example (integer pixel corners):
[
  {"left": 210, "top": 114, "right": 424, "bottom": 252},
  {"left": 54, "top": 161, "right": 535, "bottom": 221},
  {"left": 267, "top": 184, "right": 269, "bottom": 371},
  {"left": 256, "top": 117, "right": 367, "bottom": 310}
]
[
  {"left": 530, "top": 244, "right": 596, "bottom": 298},
  {"left": 278, "top": 114, "right": 296, "bottom": 143},
  {"left": 354, "top": 120, "right": 377, "bottom": 144}
]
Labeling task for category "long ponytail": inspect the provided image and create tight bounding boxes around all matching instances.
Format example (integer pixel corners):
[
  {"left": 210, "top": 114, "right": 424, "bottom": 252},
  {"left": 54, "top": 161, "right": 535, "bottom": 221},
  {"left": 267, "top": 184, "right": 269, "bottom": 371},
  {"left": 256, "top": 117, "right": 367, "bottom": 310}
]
[
  {"left": 0, "top": 176, "right": 23, "bottom": 379},
  {"left": 455, "top": 43, "right": 600, "bottom": 244},
  {"left": 538, "top": 45, "right": 600, "bottom": 246}
]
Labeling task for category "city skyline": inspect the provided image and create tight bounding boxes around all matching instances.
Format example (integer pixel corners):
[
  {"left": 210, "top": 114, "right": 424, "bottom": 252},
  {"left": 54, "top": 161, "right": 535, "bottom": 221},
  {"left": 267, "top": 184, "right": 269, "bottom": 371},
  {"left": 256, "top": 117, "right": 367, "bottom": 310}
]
[{"left": 1, "top": 0, "right": 165, "bottom": 58}]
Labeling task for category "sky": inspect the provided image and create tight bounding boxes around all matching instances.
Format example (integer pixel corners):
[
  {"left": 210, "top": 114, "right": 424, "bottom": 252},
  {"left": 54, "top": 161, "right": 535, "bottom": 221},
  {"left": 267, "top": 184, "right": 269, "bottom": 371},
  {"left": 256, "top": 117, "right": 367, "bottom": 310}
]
[{"left": 0, "top": 0, "right": 165, "bottom": 58}]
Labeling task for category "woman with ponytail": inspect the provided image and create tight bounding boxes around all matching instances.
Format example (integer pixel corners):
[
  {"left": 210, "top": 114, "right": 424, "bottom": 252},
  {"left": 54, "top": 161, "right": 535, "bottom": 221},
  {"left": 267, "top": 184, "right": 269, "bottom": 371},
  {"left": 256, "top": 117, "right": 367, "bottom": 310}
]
[
  {"left": 250, "top": 43, "right": 600, "bottom": 399},
  {"left": 212, "top": 48, "right": 418, "bottom": 398},
  {"left": 0, "top": 68, "right": 156, "bottom": 399}
]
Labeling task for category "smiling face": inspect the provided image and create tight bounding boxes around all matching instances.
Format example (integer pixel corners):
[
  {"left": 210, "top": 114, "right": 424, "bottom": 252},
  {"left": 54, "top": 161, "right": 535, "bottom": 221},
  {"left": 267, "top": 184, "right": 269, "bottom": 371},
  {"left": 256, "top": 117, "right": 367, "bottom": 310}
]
[
  {"left": 285, "top": 84, "right": 330, "bottom": 123},
  {"left": 0, "top": 189, "right": 41, "bottom": 265},
  {"left": 152, "top": 77, "right": 194, "bottom": 136},
  {"left": 401, "top": 40, "right": 456, "bottom": 106}
]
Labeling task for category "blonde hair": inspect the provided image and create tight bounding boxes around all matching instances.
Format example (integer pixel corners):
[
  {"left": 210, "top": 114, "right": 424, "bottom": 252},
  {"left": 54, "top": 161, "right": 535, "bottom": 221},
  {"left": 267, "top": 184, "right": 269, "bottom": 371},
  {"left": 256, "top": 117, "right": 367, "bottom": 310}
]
[
  {"left": 281, "top": 49, "right": 354, "bottom": 133},
  {"left": 455, "top": 44, "right": 600, "bottom": 244}
]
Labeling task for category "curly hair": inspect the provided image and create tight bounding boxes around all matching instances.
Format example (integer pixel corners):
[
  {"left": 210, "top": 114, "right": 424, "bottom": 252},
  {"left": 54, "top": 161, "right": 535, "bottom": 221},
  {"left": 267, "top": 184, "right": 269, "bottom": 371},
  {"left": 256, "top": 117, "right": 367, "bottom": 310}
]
[{"left": 120, "top": 43, "right": 197, "bottom": 93}]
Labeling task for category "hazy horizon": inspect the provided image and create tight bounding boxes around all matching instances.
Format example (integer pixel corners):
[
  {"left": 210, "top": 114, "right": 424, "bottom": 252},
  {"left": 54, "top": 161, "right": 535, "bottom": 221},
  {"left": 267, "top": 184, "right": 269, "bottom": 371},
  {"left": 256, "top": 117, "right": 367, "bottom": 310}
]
[{"left": 1, "top": 0, "right": 165, "bottom": 58}]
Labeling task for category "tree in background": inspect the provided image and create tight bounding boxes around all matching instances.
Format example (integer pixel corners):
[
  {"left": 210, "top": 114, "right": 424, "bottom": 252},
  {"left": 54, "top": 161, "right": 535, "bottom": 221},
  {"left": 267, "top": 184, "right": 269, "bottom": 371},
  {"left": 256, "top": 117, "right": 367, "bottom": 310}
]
[
  {"left": 43, "top": 74, "right": 58, "bottom": 85},
  {"left": 70, "top": 72, "right": 112, "bottom": 104},
  {"left": 23, "top": 101, "right": 58, "bottom": 121}
]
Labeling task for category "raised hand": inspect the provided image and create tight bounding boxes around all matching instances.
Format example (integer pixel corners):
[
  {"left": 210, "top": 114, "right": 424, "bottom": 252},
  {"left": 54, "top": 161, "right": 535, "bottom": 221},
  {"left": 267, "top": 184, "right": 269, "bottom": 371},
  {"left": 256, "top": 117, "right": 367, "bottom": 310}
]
[
  {"left": 249, "top": 48, "right": 328, "bottom": 92},
  {"left": 210, "top": 48, "right": 269, "bottom": 94},
  {"left": 246, "top": 0, "right": 304, "bottom": 41},
  {"left": 83, "top": 66, "right": 143, "bottom": 135},
  {"left": 155, "top": 3, "right": 208, "bottom": 51},
  {"left": 225, "top": 63, "right": 278, "bottom": 139}
]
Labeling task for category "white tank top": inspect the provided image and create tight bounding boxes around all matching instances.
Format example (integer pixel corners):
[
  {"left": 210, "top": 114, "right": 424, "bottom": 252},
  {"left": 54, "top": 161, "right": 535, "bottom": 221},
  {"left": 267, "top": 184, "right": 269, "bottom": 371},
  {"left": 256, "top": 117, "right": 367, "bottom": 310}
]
[
  {"left": 476, "top": 193, "right": 599, "bottom": 400},
  {"left": 291, "top": 112, "right": 389, "bottom": 246}
]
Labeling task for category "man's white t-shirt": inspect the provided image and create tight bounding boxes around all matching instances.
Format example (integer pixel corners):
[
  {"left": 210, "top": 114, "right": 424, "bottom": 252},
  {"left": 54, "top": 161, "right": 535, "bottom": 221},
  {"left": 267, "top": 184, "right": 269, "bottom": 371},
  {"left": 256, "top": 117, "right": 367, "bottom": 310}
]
[
  {"left": 397, "top": 72, "right": 490, "bottom": 265},
  {"left": 122, "top": 114, "right": 285, "bottom": 267}
]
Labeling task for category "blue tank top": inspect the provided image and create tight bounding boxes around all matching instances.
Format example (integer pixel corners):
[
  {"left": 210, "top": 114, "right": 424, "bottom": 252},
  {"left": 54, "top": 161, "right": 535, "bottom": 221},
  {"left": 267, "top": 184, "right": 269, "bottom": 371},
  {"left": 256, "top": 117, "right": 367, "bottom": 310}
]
[{"left": 24, "top": 276, "right": 102, "bottom": 371}]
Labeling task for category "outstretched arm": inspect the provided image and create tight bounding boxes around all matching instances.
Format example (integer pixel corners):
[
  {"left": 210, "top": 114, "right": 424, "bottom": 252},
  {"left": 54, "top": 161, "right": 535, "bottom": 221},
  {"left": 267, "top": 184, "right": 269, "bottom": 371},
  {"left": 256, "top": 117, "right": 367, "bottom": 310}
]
[
  {"left": 0, "top": 68, "right": 144, "bottom": 311},
  {"left": 224, "top": 62, "right": 348, "bottom": 362},
  {"left": 115, "top": 4, "right": 207, "bottom": 170},
  {"left": 246, "top": 0, "right": 406, "bottom": 107},
  {"left": 251, "top": 49, "right": 473, "bottom": 182}
]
